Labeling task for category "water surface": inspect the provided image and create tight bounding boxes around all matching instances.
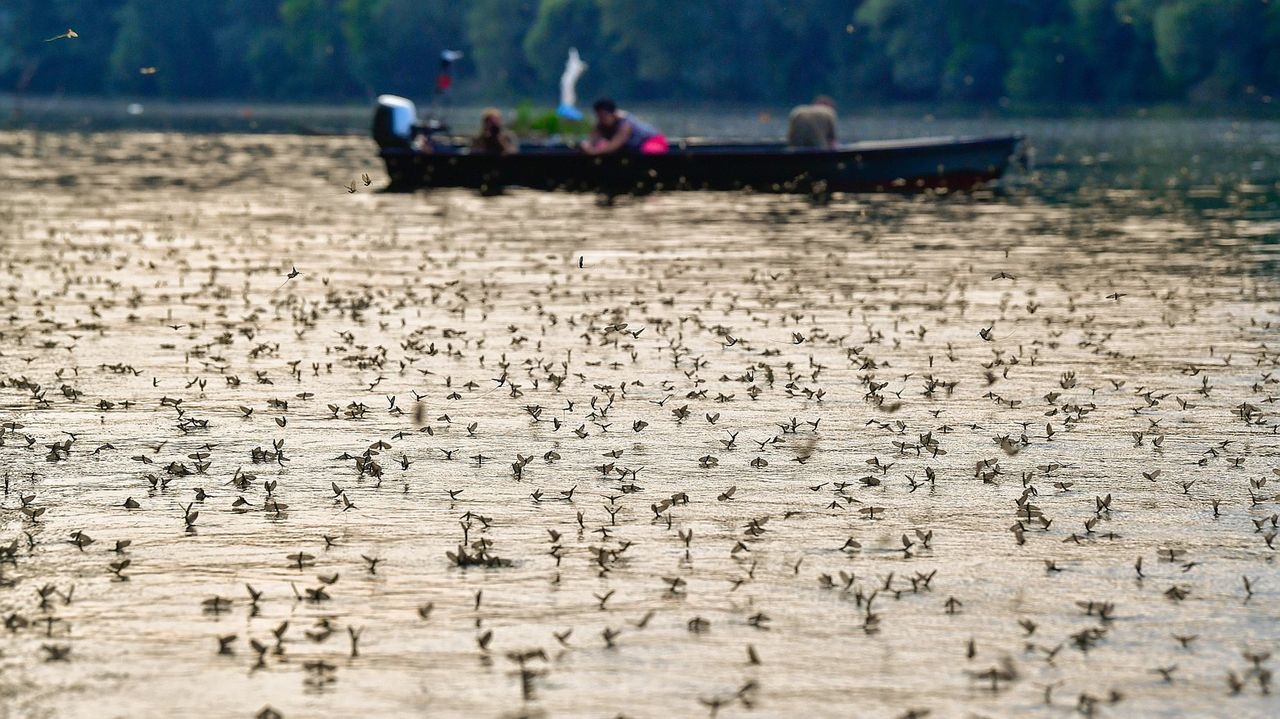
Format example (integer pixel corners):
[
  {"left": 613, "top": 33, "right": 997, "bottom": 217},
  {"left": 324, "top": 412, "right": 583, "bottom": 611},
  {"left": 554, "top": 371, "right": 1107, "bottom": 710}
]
[{"left": 0, "top": 121, "right": 1278, "bottom": 718}]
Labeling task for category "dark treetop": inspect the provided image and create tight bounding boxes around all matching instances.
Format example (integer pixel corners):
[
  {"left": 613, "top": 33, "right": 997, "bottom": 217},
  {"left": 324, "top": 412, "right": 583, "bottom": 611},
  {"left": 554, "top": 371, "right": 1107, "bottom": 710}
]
[{"left": 2, "top": 1, "right": 1279, "bottom": 107}]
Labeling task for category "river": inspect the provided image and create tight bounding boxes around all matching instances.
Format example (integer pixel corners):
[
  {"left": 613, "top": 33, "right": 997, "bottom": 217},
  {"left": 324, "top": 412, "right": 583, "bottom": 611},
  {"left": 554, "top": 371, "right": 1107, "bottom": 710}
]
[{"left": 0, "top": 115, "right": 1277, "bottom": 718}]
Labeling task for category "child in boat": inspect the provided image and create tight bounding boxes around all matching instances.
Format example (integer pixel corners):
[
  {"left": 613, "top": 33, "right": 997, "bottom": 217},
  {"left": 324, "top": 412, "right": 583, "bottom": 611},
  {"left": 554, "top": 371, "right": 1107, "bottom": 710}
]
[
  {"left": 581, "top": 98, "right": 668, "bottom": 155},
  {"left": 470, "top": 108, "right": 518, "bottom": 155}
]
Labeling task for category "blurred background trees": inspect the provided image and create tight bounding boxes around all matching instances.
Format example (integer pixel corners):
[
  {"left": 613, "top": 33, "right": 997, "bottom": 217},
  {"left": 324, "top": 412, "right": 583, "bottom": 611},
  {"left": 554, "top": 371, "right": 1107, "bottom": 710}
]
[{"left": 1, "top": 0, "right": 1277, "bottom": 106}]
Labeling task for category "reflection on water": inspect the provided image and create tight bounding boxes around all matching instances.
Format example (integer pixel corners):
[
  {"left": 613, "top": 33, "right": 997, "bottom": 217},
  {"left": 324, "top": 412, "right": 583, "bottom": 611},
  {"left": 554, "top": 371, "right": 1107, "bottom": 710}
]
[{"left": 0, "top": 124, "right": 1277, "bottom": 718}]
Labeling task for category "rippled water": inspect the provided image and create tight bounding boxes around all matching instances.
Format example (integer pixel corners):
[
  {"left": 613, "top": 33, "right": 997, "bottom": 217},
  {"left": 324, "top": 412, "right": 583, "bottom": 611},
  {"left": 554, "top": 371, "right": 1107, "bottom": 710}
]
[{"left": 0, "top": 123, "right": 1278, "bottom": 719}]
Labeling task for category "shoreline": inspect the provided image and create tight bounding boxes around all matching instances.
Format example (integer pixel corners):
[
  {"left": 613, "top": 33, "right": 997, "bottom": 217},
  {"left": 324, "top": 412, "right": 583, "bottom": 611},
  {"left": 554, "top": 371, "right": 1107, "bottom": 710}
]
[{"left": 3, "top": 93, "right": 1279, "bottom": 137}]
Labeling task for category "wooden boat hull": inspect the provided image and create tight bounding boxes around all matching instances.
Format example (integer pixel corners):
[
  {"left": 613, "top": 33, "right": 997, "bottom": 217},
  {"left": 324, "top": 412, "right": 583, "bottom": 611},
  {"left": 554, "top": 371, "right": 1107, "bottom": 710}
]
[{"left": 379, "top": 135, "right": 1022, "bottom": 195}]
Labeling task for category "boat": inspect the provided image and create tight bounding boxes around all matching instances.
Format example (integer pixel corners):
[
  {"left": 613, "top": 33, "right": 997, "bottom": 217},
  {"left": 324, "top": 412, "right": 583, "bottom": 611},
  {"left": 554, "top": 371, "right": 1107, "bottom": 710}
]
[{"left": 373, "top": 96, "right": 1024, "bottom": 195}]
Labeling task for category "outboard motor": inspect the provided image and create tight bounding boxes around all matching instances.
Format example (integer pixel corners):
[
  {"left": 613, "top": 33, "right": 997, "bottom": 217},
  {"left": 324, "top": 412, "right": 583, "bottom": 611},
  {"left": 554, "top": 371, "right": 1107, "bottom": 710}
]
[{"left": 373, "top": 95, "right": 417, "bottom": 150}]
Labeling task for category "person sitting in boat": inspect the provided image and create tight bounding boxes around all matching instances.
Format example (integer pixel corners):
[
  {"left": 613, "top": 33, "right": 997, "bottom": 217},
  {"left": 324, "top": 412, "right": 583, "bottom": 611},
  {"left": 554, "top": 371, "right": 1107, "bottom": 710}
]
[
  {"left": 581, "top": 98, "right": 668, "bottom": 155},
  {"left": 470, "top": 108, "right": 518, "bottom": 155},
  {"left": 787, "top": 95, "right": 838, "bottom": 149}
]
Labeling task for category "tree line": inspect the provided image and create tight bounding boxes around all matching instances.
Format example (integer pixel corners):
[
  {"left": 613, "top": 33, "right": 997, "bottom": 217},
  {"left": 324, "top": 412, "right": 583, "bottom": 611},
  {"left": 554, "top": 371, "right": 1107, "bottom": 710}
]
[{"left": 2, "top": 0, "right": 1278, "bottom": 107}]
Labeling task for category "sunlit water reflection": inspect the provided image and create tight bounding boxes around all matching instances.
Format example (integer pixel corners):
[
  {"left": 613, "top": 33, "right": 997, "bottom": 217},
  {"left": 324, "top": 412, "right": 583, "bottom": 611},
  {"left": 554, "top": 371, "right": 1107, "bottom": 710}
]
[{"left": 0, "top": 124, "right": 1277, "bottom": 718}]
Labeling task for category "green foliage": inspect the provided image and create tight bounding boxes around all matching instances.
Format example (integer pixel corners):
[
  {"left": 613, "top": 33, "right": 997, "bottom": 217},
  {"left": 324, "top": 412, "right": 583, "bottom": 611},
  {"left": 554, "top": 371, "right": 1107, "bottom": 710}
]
[
  {"left": 278, "top": 0, "right": 356, "bottom": 97},
  {"left": 0, "top": 0, "right": 1277, "bottom": 105},
  {"left": 510, "top": 101, "right": 590, "bottom": 136},
  {"left": 342, "top": 0, "right": 466, "bottom": 97},
  {"left": 1152, "top": 0, "right": 1276, "bottom": 99},
  {"left": 109, "top": 1, "right": 221, "bottom": 96},
  {"left": 467, "top": 0, "right": 538, "bottom": 95},
  {"left": 524, "top": 0, "right": 631, "bottom": 100},
  {"left": 1005, "top": 24, "right": 1090, "bottom": 101},
  {"left": 856, "top": 0, "right": 950, "bottom": 98},
  {"left": 213, "top": 0, "right": 289, "bottom": 97},
  {"left": 1, "top": 0, "right": 126, "bottom": 95}
]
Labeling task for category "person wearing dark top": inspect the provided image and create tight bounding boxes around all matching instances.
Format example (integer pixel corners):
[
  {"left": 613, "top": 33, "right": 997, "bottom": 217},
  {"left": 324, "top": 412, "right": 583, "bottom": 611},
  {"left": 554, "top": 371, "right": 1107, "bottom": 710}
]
[
  {"left": 581, "top": 98, "right": 668, "bottom": 155},
  {"left": 470, "top": 108, "right": 518, "bottom": 155}
]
